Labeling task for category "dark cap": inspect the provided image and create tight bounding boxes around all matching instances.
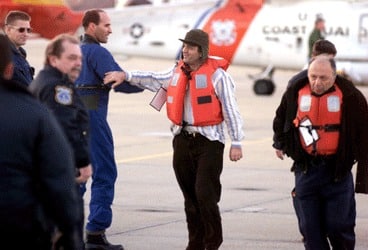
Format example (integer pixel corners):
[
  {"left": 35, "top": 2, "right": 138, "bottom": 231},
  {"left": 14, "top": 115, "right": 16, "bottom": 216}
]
[
  {"left": 312, "top": 39, "right": 337, "bottom": 57},
  {"left": 179, "top": 29, "right": 209, "bottom": 59},
  {"left": 315, "top": 16, "right": 325, "bottom": 24}
]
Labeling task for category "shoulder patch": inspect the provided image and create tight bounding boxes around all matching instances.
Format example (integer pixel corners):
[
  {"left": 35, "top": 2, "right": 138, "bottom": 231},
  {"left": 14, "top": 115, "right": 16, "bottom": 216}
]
[{"left": 55, "top": 86, "right": 73, "bottom": 105}]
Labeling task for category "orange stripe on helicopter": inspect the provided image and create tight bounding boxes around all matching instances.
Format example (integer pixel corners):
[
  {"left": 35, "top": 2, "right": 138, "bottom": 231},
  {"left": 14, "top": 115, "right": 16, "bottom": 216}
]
[
  {"left": 12, "top": 0, "right": 64, "bottom": 4},
  {"left": 201, "top": 0, "right": 263, "bottom": 63}
]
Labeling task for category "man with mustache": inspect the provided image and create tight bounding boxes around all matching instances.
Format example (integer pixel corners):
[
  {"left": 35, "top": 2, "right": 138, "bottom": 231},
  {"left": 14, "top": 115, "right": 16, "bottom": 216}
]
[{"left": 29, "top": 33, "right": 92, "bottom": 248}]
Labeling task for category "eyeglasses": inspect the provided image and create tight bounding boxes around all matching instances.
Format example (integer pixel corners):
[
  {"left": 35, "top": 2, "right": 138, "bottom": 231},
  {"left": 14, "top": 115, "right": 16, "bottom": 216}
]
[{"left": 7, "top": 25, "right": 32, "bottom": 33}]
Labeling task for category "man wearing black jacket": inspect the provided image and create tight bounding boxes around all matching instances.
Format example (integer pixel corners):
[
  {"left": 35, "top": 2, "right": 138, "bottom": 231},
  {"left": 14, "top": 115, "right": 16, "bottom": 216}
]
[
  {"left": 273, "top": 56, "right": 368, "bottom": 249},
  {"left": 287, "top": 39, "right": 337, "bottom": 240},
  {"left": 0, "top": 34, "right": 83, "bottom": 249},
  {"left": 4, "top": 10, "right": 35, "bottom": 86},
  {"left": 29, "top": 34, "right": 92, "bottom": 248}
]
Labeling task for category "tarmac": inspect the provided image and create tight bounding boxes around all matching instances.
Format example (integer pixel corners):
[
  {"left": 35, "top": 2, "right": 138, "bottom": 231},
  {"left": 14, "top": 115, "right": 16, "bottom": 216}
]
[{"left": 25, "top": 38, "right": 368, "bottom": 250}]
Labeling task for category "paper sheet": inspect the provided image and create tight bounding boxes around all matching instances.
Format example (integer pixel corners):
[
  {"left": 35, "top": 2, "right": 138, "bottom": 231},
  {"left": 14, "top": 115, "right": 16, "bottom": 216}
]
[
  {"left": 299, "top": 117, "right": 319, "bottom": 146},
  {"left": 149, "top": 87, "right": 167, "bottom": 111}
]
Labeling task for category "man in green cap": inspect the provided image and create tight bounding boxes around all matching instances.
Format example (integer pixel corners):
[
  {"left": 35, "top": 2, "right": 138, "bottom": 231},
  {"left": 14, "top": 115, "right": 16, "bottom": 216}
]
[{"left": 103, "top": 28, "right": 244, "bottom": 250}]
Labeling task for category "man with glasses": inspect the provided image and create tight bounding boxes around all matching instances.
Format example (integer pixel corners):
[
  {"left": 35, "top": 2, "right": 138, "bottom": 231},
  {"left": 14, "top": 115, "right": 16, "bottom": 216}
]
[{"left": 4, "top": 10, "right": 34, "bottom": 86}]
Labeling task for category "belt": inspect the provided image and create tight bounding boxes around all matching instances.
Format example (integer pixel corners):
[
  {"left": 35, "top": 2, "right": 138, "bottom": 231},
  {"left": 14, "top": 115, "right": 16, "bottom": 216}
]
[
  {"left": 181, "top": 129, "right": 199, "bottom": 138},
  {"left": 76, "top": 84, "right": 110, "bottom": 90},
  {"left": 311, "top": 124, "right": 340, "bottom": 132},
  {"left": 309, "top": 154, "right": 336, "bottom": 164}
]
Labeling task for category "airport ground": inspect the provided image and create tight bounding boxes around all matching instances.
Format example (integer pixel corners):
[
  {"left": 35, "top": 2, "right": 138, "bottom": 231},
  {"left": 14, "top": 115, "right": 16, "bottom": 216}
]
[{"left": 26, "top": 38, "right": 368, "bottom": 249}]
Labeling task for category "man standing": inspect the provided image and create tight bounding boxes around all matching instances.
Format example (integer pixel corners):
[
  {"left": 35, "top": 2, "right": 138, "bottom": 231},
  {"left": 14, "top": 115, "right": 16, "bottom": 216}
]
[
  {"left": 29, "top": 34, "right": 92, "bottom": 248},
  {"left": 4, "top": 10, "right": 34, "bottom": 86},
  {"left": 308, "top": 17, "right": 326, "bottom": 59},
  {"left": 75, "top": 9, "right": 142, "bottom": 250},
  {"left": 108, "top": 29, "right": 244, "bottom": 250},
  {"left": 273, "top": 56, "right": 368, "bottom": 249},
  {"left": 0, "top": 34, "right": 83, "bottom": 249}
]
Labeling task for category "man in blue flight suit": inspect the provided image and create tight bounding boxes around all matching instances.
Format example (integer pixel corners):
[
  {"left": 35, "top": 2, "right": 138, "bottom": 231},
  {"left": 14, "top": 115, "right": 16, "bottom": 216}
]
[
  {"left": 4, "top": 10, "right": 34, "bottom": 86},
  {"left": 75, "top": 8, "right": 143, "bottom": 250}
]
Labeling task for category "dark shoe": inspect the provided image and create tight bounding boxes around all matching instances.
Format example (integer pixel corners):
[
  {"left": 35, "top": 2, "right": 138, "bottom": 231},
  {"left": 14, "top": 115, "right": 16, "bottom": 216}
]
[{"left": 85, "top": 231, "right": 124, "bottom": 250}]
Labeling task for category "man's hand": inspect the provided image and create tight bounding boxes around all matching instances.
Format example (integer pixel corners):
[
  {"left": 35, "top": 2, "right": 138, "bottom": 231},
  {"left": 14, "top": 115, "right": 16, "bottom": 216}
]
[
  {"left": 229, "top": 146, "right": 243, "bottom": 162},
  {"left": 275, "top": 149, "right": 285, "bottom": 160},
  {"left": 104, "top": 71, "right": 126, "bottom": 89},
  {"left": 76, "top": 164, "right": 92, "bottom": 184}
]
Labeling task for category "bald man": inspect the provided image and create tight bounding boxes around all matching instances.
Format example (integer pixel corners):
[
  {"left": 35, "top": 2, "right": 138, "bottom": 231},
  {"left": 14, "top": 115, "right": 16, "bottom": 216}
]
[{"left": 273, "top": 56, "right": 368, "bottom": 249}]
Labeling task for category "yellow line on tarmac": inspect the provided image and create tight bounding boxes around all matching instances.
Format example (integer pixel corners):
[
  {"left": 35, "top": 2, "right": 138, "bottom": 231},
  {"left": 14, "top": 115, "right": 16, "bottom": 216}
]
[
  {"left": 243, "top": 137, "right": 272, "bottom": 145},
  {"left": 116, "top": 138, "right": 271, "bottom": 164},
  {"left": 117, "top": 151, "right": 172, "bottom": 164}
]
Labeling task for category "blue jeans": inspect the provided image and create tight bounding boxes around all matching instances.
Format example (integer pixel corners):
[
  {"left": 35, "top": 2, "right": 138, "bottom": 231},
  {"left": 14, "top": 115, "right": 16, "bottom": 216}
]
[{"left": 294, "top": 159, "right": 356, "bottom": 250}]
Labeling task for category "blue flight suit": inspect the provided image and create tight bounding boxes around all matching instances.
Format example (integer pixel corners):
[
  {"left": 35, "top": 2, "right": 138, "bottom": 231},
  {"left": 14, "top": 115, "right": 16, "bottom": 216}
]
[
  {"left": 75, "top": 34, "right": 143, "bottom": 233},
  {"left": 8, "top": 38, "right": 34, "bottom": 86}
]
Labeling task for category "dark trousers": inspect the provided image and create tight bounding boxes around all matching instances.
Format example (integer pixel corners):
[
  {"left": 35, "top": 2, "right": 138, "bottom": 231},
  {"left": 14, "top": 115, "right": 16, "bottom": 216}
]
[
  {"left": 173, "top": 132, "right": 224, "bottom": 250},
  {"left": 77, "top": 185, "right": 85, "bottom": 248},
  {"left": 292, "top": 187, "right": 304, "bottom": 240},
  {"left": 294, "top": 159, "right": 356, "bottom": 250}
]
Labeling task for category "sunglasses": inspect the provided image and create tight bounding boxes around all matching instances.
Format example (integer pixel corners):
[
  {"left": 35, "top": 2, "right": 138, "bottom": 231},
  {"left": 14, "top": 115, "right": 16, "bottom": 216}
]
[{"left": 7, "top": 25, "right": 32, "bottom": 33}]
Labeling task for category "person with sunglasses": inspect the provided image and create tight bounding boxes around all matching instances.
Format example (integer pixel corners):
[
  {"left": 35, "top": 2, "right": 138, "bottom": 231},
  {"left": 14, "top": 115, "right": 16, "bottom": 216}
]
[{"left": 4, "top": 10, "right": 34, "bottom": 86}]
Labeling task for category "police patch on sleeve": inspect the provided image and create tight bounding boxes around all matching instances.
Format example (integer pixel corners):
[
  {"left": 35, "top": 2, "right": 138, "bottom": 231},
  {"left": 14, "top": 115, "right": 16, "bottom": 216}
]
[{"left": 55, "top": 86, "right": 73, "bottom": 105}]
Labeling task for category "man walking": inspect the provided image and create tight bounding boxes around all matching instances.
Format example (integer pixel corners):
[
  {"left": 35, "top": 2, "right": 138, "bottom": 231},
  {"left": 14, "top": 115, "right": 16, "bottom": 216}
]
[
  {"left": 273, "top": 56, "right": 368, "bottom": 249},
  {"left": 108, "top": 29, "right": 244, "bottom": 250}
]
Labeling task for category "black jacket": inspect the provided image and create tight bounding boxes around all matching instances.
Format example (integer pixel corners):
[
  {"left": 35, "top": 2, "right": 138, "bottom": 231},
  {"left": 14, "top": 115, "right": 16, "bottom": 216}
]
[
  {"left": 30, "top": 65, "right": 90, "bottom": 168},
  {"left": 0, "top": 78, "right": 82, "bottom": 249},
  {"left": 273, "top": 75, "right": 368, "bottom": 193},
  {"left": 8, "top": 38, "right": 34, "bottom": 86}
]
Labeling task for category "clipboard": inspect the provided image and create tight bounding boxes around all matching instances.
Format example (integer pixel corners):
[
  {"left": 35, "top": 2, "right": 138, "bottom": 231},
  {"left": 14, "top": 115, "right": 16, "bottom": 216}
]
[{"left": 149, "top": 87, "right": 167, "bottom": 111}]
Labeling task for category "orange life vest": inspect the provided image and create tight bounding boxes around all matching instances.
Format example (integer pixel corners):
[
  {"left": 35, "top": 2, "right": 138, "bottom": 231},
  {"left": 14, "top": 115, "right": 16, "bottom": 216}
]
[
  {"left": 294, "top": 84, "right": 343, "bottom": 155},
  {"left": 166, "top": 57, "right": 229, "bottom": 126}
]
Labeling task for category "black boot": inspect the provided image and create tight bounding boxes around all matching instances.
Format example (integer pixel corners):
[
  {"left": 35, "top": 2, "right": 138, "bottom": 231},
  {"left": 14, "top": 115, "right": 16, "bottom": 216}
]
[{"left": 85, "top": 231, "right": 124, "bottom": 250}]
